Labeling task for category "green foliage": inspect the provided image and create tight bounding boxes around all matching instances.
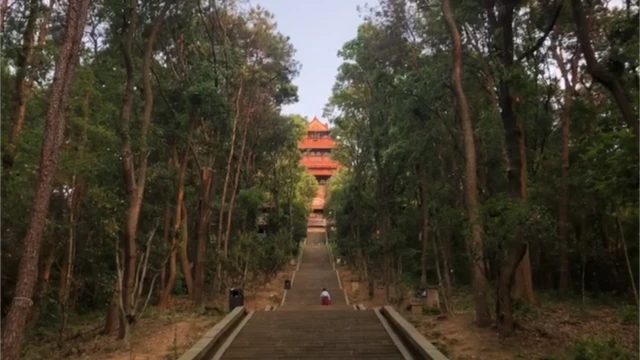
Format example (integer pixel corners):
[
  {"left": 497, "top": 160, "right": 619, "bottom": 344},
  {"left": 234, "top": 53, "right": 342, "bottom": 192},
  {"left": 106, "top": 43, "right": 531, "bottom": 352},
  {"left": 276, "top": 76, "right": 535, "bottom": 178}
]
[
  {"left": 323, "top": 0, "right": 639, "bottom": 340},
  {"left": 572, "top": 337, "right": 633, "bottom": 360},
  {"left": 1, "top": 1, "right": 313, "bottom": 345},
  {"left": 615, "top": 305, "right": 639, "bottom": 325}
]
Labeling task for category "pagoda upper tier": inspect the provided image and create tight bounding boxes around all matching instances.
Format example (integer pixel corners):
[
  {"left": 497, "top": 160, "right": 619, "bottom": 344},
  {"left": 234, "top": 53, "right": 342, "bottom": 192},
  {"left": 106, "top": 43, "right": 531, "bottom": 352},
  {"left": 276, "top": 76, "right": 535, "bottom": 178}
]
[
  {"left": 298, "top": 117, "right": 339, "bottom": 212},
  {"left": 298, "top": 117, "right": 339, "bottom": 175},
  {"left": 298, "top": 117, "right": 335, "bottom": 150}
]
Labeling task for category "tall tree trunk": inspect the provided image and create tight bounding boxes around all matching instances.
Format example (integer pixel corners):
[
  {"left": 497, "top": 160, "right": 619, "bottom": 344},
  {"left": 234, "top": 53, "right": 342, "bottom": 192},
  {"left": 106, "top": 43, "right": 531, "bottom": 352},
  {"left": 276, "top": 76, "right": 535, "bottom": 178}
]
[
  {"left": 59, "top": 176, "right": 83, "bottom": 306},
  {"left": 193, "top": 163, "right": 214, "bottom": 307},
  {"left": 442, "top": 0, "right": 492, "bottom": 327},
  {"left": 116, "top": 0, "right": 138, "bottom": 340},
  {"left": 117, "top": 1, "right": 168, "bottom": 339},
  {"left": 27, "top": 242, "right": 57, "bottom": 329},
  {"left": 483, "top": 0, "right": 536, "bottom": 333},
  {"left": 160, "top": 105, "right": 198, "bottom": 306},
  {"left": 102, "top": 292, "right": 120, "bottom": 335},
  {"left": 0, "top": 1, "right": 90, "bottom": 358},
  {"left": 437, "top": 225, "right": 455, "bottom": 292},
  {"left": 180, "top": 202, "right": 194, "bottom": 295},
  {"left": 59, "top": 92, "right": 89, "bottom": 309},
  {"left": 222, "top": 112, "right": 251, "bottom": 268},
  {"left": 615, "top": 208, "right": 639, "bottom": 306},
  {"left": 159, "top": 141, "right": 175, "bottom": 299},
  {"left": 221, "top": 111, "right": 251, "bottom": 285},
  {"left": 417, "top": 164, "right": 430, "bottom": 290},
  {"left": 217, "top": 85, "right": 243, "bottom": 242},
  {"left": 511, "top": 116, "right": 536, "bottom": 305},
  {"left": 4, "top": 0, "right": 55, "bottom": 169},
  {"left": 159, "top": 227, "right": 177, "bottom": 308},
  {"left": 433, "top": 234, "right": 451, "bottom": 313},
  {"left": 216, "top": 85, "right": 243, "bottom": 289},
  {"left": 179, "top": 105, "right": 199, "bottom": 296},
  {"left": 2, "top": 0, "right": 40, "bottom": 169},
  {"left": 160, "top": 201, "right": 171, "bottom": 296},
  {"left": 443, "top": 155, "right": 458, "bottom": 286},
  {"left": 552, "top": 40, "right": 580, "bottom": 293},
  {"left": 0, "top": 0, "right": 8, "bottom": 32}
]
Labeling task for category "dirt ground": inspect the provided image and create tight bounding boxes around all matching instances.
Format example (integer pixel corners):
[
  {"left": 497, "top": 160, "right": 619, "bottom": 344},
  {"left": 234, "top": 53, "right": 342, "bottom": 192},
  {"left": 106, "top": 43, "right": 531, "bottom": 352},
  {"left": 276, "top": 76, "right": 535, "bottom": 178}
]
[
  {"left": 21, "top": 300, "right": 221, "bottom": 360},
  {"left": 337, "top": 265, "right": 639, "bottom": 360},
  {"left": 22, "top": 264, "right": 295, "bottom": 360},
  {"left": 242, "top": 261, "right": 295, "bottom": 311},
  {"left": 97, "top": 313, "right": 220, "bottom": 360}
]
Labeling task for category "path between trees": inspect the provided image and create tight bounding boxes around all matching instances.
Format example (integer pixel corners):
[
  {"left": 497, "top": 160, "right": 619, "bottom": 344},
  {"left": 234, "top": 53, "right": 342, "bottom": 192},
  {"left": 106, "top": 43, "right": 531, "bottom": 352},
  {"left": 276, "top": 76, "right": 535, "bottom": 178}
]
[
  {"left": 216, "top": 229, "right": 406, "bottom": 359},
  {"left": 279, "top": 229, "right": 349, "bottom": 310}
]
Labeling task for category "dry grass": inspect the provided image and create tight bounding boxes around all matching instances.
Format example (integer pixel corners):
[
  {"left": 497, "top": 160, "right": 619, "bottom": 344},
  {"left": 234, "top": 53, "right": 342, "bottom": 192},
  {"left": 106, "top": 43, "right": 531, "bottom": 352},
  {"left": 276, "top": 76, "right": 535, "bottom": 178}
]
[
  {"left": 21, "top": 266, "right": 294, "bottom": 360},
  {"left": 242, "top": 263, "right": 294, "bottom": 310},
  {"left": 337, "top": 264, "right": 639, "bottom": 360},
  {"left": 409, "top": 298, "right": 638, "bottom": 360},
  {"left": 21, "top": 299, "right": 221, "bottom": 360}
]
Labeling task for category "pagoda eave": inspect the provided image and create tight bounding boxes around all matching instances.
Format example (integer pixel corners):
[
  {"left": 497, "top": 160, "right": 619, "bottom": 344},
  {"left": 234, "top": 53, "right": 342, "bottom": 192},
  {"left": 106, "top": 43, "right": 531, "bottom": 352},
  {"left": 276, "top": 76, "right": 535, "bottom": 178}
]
[
  {"left": 300, "top": 159, "right": 341, "bottom": 168},
  {"left": 308, "top": 169, "right": 337, "bottom": 176}
]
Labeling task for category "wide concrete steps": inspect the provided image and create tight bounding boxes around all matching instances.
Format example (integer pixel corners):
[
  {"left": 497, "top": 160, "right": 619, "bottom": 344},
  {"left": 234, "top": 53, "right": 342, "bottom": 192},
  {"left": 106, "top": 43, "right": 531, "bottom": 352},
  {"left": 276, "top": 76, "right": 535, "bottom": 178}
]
[
  {"left": 282, "top": 235, "right": 346, "bottom": 309},
  {"left": 218, "top": 310, "right": 404, "bottom": 360},
  {"left": 299, "top": 247, "right": 331, "bottom": 263},
  {"left": 281, "top": 288, "right": 345, "bottom": 308},
  {"left": 279, "top": 304, "right": 353, "bottom": 311}
]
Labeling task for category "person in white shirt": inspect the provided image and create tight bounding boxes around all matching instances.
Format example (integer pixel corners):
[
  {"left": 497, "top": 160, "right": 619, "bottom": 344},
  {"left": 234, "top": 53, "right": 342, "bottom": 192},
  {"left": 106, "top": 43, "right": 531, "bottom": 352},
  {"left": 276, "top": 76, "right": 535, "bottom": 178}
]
[{"left": 320, "top": 288, "right": 331, "bottom": 306}]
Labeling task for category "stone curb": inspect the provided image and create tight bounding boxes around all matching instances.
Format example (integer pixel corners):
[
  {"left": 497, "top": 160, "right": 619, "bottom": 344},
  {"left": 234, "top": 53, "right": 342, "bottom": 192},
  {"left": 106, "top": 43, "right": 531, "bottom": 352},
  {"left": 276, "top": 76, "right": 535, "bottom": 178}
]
[
  {"left": 177, "top": 306, "right": 247, "bottom": 360},
  {"left": 380, "top": 306, "right": 450, "bottom": 360},
  {"left": 325, "top": 231, "right": 349, "bottom": 305},
  {"left": 209, "top": 311, "right": 255, "bottom": 360},
  {"left": 281, "top": 240, "right": 305, "bottom": 307}
]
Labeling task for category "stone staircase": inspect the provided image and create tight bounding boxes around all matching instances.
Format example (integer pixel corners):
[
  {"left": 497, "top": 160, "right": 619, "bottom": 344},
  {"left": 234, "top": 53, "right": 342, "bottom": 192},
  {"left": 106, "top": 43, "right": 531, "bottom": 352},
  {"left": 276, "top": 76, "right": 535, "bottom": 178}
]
[
  {"left": 219, "top": 310, "right": 404, "bottom": 359},
  {"left": 280, "top": 231, "right": 349, "bottom": 310},
  {"left": 214, "top": 230, "right": 403, "bottom": 359}
]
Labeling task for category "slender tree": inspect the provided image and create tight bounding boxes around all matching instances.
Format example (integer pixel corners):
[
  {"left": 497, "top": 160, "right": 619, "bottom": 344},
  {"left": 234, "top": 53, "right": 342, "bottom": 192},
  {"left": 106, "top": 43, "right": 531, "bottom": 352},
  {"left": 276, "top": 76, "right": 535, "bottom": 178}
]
[
  {"left": 1, "top": 0, "right": 91, "bottom": 357},
  {"left": 441, "top": 0, "right": 492, "bottom": 326}
]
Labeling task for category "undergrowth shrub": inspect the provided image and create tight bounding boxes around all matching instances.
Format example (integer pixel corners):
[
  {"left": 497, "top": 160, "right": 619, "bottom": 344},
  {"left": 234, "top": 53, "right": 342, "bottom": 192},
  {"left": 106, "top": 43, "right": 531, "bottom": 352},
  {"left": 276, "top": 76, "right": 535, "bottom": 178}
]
[
  {"left": 615, "top": 304, "right": 639, "bottom": 325},
  {"left": 572, "top": 336, "right": 633, "bottom": 360}
]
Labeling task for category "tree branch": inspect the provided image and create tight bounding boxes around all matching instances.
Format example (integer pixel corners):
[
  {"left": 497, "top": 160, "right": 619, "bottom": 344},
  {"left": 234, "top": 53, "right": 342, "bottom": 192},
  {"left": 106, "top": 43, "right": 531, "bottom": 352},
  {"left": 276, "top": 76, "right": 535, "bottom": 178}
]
[{"left": 516, "top": 0, "right": 563, "bottom": 62}]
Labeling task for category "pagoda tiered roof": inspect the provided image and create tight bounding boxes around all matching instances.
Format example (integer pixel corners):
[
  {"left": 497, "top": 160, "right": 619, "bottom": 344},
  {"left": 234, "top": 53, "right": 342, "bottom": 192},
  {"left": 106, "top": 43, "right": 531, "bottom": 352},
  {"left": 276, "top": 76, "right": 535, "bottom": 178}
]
[
  {"left": 308, "top": 169, "right": 336, "bottom": 176},
  {"left": 307, "top": 117, "right": 330, "bottom": 132},
  {"left": 298, "top": 117, "right": 340, "bottom": 212},
  {"left": 300, "top": 157, "right": 340, "bottom": 169},
  {"left": 298, "top": 117, "right": 335, "bottom": 149},
  {"left": 298, "top": 138, "right": 336, "bottom": 149}
]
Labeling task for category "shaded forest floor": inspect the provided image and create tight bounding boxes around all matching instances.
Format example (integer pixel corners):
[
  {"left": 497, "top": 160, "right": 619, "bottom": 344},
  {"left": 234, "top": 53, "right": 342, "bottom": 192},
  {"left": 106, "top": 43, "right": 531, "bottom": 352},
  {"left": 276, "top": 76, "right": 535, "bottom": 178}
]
[
  {"left": 21, "top": 263, "right": 294, "bottom": 360},
  {"left": 338, "top": 266, "right": 639, "bottom": 360}
]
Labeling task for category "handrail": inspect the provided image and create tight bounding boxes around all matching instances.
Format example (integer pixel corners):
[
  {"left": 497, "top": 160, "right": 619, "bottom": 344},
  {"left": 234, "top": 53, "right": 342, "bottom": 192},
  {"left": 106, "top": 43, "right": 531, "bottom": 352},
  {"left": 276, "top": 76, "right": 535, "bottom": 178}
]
[
  {"left": 178, "top": 306, "right": 248, "bottom": 360},
  {"left": 379, "top": 306, "right": 450, "bottom": 360}
]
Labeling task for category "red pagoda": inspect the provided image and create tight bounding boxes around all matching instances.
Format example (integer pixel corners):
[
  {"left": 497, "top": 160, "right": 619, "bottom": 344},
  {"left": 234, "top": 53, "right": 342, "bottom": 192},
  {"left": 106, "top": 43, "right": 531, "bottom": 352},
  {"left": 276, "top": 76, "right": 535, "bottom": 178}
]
[{"left": 298, "top": 117, "right": 339, "bottom": 223}]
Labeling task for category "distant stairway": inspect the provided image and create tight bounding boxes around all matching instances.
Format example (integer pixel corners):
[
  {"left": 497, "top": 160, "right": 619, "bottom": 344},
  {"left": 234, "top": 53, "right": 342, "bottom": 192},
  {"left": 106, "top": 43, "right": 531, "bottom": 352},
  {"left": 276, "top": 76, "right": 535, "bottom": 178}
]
[{"left": 280, "top": 231, "right": 347, "bottom": 310}]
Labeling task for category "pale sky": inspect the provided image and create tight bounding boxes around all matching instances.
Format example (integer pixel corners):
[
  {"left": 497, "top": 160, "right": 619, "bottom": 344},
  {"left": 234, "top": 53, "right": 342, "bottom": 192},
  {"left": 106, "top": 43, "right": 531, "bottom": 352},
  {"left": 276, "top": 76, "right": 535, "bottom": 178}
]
[{"left": 249, "top": 0, "right": 371, "bottom": 121}]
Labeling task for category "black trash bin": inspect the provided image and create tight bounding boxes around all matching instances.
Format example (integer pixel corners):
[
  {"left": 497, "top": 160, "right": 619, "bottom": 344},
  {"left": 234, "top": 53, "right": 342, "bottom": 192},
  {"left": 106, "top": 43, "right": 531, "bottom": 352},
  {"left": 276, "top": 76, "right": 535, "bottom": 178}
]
[
  {"left": 228, "top": 288, "right": 244, "bottom": 311},
  {"left": 284, "top": 279, "right": 291, "bottom": 290}
]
